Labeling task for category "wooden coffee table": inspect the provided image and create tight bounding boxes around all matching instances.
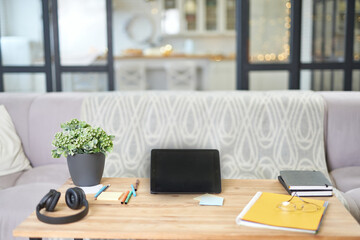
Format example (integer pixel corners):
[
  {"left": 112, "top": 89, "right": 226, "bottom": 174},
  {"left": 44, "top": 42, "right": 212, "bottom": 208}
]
[{"left": 13, "top": 178, "right": 360, "bottom": 240}]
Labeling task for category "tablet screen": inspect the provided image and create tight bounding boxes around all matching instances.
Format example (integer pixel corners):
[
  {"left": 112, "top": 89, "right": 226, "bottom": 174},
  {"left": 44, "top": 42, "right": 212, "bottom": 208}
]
[{"left": 150, "top": 149, "right": 221, "bottom": 193}]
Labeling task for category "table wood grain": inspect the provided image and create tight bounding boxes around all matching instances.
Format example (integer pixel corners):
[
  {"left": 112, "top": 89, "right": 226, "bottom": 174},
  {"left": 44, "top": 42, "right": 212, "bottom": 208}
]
[{"left": 13, "top": 178, "right": 360, "bottom": 239}]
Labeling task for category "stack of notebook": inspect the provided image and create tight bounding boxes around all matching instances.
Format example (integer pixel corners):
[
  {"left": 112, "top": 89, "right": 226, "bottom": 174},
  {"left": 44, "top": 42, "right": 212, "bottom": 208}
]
[
  {"left": 278, "top": 170, "right": 333, "bottom": 197},
  {"left": 236, "top": 192, "right": 328, "bottom": 234}
]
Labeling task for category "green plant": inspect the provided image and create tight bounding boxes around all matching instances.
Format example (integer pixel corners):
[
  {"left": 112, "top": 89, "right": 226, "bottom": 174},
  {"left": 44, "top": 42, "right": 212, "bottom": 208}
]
[{"left": 51, "top": 119, "right": 114, "bottom": 158}]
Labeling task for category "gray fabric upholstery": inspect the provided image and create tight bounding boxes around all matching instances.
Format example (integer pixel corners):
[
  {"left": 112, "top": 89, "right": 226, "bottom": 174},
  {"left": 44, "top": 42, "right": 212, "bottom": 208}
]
[
  {"left": 344, "top": 189, "right": 360, "bottom": 223},
  {"left": 0, "top": 93, "right": 39, "bottom": 161},
  {"left": 0, "top": 183, "right": 64, "bottom": 240},
  {"left": 346, "top": 188, "right": 360, "bottom": 209},
  {"left": 330, "top": 166, "right": 360, "bottom": 192},
  {"left": 0, "top": 171, "right": 23, "bottom": 190},
  {"left": 0, "top": 165, "right": 69, "bottom": 240},
  {"left": 0, "top": 93, "right": 82, "bottom": 240},
  {"left": 15, "top": 164, "right": 69, "bottom": 186},
  {"left": 28, "top": 93, "right": 85, "bottom": 167},
  {"left": 320, "top": 92, "right": 360, "bottom": 171},
  {"left": 0, "top": 164, "right": 70, "bottom": 189}
]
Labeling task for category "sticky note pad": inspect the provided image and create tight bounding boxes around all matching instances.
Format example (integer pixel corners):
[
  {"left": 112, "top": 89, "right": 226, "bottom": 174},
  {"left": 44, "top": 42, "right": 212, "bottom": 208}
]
[
  {"left": 96, "top": 192, "right": 123, "bottom": 201},
  {"left": 194, "top": 194, "right": 217, "bottom": 201},
  {"left": 199, "top": 196, "right": 224, "bottom": 206}
]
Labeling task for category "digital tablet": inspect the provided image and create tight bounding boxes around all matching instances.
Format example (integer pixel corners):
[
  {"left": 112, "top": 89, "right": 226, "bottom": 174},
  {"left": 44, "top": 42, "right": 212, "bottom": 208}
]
[{"left": 150, "top": 149, "right": 221, "bottom": 194}]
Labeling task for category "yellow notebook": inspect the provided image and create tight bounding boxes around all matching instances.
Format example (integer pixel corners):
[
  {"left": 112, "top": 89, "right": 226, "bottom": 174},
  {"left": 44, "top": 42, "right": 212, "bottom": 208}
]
[{"left": 236, "top": 192, "right": 328, "bottom": 234}]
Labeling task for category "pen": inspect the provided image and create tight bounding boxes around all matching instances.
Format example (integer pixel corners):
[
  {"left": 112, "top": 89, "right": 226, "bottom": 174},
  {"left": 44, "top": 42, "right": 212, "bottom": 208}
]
[
  {"left": 121, "top": 190, "right": 130, "bottom": 204},
  {"left": 94, "top": 184, "right": 110, "bottom": 199},
  {"left": 135, "top": 179, "right": 140, "bottom": 191},
  {"left": 131, "top": 184, "right": 136, "bottom": 197},
  {"left": 125, "top": 190, "right": 133, "bottom": 204}
]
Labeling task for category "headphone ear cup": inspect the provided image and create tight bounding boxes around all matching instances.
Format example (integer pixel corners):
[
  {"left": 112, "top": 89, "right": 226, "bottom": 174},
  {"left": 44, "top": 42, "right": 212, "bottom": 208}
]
[
  {"left": 39, "top": 189, "right": 56, "bottom": 207},
  {"left": 45, "top": 191, "right": 61, "bottom": 212},
  {"left": 66, "top": 187, "right": 85, "bottom": 210}
]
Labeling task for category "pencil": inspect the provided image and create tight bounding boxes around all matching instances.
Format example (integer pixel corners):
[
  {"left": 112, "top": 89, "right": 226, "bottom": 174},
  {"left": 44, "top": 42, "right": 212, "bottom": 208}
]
[
  {"left": 125, "top": 190, "right": 133, "bottom": 204},
  {"left": 135, "top": 179, "right": 140, "bottom": 191},
  {"left": 94, "top": 184, "right": 110, "bottom": 200},
  {"left": 131, "top": 184, "right": 136, "bottom": 197},
  {"left": 121, "top": 190, "right": 130, "bottom": 204}
]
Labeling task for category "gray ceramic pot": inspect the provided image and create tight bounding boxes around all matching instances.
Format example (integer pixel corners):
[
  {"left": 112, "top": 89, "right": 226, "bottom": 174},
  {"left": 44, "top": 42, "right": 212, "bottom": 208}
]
[{"left": 67, "top": 153, "right": 105, "bottom": 186}]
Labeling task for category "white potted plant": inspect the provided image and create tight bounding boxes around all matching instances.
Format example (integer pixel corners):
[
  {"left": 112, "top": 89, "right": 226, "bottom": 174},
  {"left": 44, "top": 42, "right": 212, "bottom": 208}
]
[{"left": 52, "top": 119, "right": 114, "bottom": 186}]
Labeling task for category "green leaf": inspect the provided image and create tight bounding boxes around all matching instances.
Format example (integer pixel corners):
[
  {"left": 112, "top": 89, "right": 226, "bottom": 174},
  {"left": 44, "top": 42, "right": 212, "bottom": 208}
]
[
  {"left": 52, "top": 118, "right": 115, "bottom": 158},
  {"left": 51, "top": 149, "right": 60, "bottom": 158},
  {"left": 68, "top": 144, "right": 76, "bottom": 150}
]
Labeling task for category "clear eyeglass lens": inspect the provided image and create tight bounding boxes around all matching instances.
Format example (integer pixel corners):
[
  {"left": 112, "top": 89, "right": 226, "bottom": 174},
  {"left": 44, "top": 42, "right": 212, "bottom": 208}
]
[
  {"left": 278, "top": 201, "right": 320, "bottom": 212},
  {"left": 301, "top": 203, "right": 319, "bottom": 212},
  {"left": 277, "top": 202, "right": 296, "bottom": 211}
]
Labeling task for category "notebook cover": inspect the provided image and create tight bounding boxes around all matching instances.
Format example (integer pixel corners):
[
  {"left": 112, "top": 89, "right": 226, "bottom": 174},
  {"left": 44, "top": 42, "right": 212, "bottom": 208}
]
[
  {"left": 237, "top": 192, "right": 328, "bottom": 233},
  {"left": 278, "top": 176, "right": 333, "bottom": 197},
  {"left": 280, "top": 170, "right": 333, "bottom": 190},
  {"left": 278, "top": 176, "right": 292, "bottom": 194}
]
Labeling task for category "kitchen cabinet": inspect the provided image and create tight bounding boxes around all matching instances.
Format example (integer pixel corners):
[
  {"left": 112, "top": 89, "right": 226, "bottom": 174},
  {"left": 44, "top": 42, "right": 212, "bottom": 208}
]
[
  {"left": 161, "top": 0, "right": 236, "bottom": 35},
  {"left": 207, "top": 60, "right": 236, "bottom": 90},
  {"left": 113, "top": 56, "right": 236, "bottom": 90}
]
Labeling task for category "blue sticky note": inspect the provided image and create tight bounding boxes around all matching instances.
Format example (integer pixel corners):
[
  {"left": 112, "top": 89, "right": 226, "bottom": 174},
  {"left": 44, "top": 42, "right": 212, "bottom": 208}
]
[{"left": 199, "top": 196, "right": 224, "bottom": 206}]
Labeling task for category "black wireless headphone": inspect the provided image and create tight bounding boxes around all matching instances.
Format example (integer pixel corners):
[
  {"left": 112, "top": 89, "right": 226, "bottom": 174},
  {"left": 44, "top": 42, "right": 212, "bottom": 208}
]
[{"left": 36, "top": 187, "right": 89, "bottom": 224}]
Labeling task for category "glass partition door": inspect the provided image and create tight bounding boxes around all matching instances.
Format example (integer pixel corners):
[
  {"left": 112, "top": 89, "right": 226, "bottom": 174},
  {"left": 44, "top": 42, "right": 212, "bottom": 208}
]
[
  {"left": 53, "top": 0, "right": 114, "bottom": 91},
  {"left": 0, "top": 0, "right": 51, "bottom": 92}
]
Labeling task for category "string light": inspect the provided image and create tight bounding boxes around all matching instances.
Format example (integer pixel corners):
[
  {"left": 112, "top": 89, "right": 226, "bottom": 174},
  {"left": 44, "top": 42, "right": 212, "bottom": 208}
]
[
  {"left": 257, "top": 54, "right": 265, "bottom": 61},
  {"left": 250, "top": 0, "right": 291, "bottom": 63}
]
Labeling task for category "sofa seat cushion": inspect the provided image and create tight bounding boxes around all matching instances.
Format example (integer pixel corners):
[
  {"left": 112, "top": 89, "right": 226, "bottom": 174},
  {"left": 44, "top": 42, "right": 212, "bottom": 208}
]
[
  {"left": 0, "top": 183, "right": 65, "bottom": 240},
  {"left": 0, "top": 164, "right": 69, "bottom": 191},
  {"left": 330, "top": 166, "right": 360, "bottom": 192},
  {"left": 15, "top": 164, "right": 69, "bottom": 186},
  {"left": 0, "top": 171, "right": 23, "bottom": 190},
  {"left": 343, "top": 188, "right": 360, "bottom": 223}
]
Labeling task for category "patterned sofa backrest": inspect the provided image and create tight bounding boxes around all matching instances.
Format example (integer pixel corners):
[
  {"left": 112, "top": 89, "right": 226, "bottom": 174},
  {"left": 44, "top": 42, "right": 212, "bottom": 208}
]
[{"left": 82, "top": 91, "right": 329, "bottom": 179}]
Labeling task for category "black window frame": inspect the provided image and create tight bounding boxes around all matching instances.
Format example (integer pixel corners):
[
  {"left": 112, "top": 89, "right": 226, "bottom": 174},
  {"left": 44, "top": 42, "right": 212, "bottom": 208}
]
[{"left": 236, "top": 0, "right": 358, "bottom": 91}]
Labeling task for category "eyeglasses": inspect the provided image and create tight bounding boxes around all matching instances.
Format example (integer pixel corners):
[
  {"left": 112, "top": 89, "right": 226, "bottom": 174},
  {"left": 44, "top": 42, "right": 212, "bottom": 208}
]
[{"left": 277, "top": 194, "right": 321, "bottom": 213}]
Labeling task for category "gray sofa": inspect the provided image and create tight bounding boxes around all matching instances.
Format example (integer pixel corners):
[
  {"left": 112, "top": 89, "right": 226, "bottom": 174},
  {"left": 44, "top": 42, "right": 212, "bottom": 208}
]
[{"left": 0, "top": 91, "right": 359, "bottom": 240}]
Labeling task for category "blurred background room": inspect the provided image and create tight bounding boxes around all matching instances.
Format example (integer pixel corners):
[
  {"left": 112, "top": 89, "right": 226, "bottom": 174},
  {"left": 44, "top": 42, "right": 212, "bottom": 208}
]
[{"left": 1, "top": 0, "right": 359, "bottom": 92}]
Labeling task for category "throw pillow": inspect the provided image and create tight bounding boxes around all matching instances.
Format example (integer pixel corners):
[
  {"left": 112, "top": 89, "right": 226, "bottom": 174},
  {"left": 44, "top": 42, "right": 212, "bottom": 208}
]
[{"left": 0, "top": 105, "right": 31, "bottom": 176}]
